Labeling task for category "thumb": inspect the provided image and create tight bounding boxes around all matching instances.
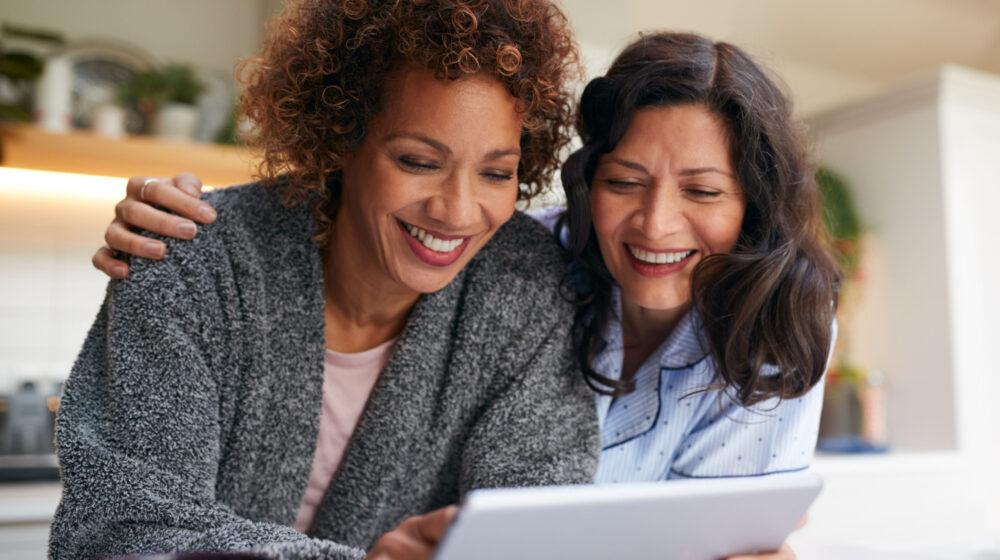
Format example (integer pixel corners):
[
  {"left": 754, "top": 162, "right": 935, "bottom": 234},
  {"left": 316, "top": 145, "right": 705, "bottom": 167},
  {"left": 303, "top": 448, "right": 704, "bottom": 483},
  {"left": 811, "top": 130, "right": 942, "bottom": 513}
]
[{"left": 410, "top": 505, "right": 459, "bottom": 545}]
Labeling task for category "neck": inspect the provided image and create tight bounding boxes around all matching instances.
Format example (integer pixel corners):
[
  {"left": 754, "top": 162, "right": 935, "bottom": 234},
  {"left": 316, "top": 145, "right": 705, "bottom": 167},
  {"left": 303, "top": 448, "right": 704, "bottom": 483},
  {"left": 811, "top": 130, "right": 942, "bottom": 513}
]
[
  {"left": 322, "top": 221, "right": 419, "bottom": 354},
  {"left": 619, "top": 296, "right": 690, "bottom": 380}
]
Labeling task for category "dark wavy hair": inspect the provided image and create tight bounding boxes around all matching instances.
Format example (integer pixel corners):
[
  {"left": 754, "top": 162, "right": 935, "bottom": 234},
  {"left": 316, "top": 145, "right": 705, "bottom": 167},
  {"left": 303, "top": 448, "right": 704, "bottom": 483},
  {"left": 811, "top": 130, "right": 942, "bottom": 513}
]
[
  {"left": 561, "top": 32, "right": 842, "bottom": 406},
  {"left": 237, "top": 0, "right": 580, "bottom": 243}
]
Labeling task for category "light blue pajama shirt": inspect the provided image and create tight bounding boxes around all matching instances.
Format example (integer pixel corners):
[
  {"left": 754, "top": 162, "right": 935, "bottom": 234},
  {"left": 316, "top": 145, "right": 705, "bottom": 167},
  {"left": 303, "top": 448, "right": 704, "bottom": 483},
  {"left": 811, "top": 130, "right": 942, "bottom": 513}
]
[
  {"left": 592, "top": 287, "right": 827, "bottom": 483},
  {"left": 524, "top": 206, "right": 827, "bottom": 484}
]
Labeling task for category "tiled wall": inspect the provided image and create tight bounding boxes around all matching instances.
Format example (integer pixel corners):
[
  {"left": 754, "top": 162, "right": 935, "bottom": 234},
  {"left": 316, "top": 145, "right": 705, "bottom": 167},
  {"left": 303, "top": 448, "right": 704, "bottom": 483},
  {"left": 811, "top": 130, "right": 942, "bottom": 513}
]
[
  {"left": 0, "top": 194, "right": 112, "bottom": 393},
  {"left": 0, "top": 251, "right": 107, "bottom": 392}
]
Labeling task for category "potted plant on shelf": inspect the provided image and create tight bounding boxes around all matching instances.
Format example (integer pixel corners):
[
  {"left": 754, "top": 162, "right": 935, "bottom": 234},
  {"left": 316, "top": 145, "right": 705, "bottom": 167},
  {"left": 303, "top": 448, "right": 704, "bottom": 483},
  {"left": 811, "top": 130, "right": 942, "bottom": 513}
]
[
  {"left": 815, "top": 166, "right": 889, "bottom": 454},
  {"left": 0, "top": 23, "right": 64, "bottom": 129},
  {"left": 119, "top": 64, "right": 204, "bottom": 140}
]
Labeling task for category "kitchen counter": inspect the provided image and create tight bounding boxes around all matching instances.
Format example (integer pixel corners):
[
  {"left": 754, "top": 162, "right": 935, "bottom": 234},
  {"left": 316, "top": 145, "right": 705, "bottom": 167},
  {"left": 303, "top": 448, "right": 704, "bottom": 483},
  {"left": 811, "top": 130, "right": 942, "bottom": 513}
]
[
  {"left": 0, "top": 482, "right": 59, "bottom": 560},
  {"left": 0, "top": 482, "right": 60, "bottom": 524}
]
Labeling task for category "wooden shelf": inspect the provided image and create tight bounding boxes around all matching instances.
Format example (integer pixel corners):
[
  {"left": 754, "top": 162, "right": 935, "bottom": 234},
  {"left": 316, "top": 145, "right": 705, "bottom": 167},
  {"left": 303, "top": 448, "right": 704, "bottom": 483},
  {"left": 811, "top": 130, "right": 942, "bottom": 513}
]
[{"left": 0, "top": 123, "right": 258, "bottom": 188}]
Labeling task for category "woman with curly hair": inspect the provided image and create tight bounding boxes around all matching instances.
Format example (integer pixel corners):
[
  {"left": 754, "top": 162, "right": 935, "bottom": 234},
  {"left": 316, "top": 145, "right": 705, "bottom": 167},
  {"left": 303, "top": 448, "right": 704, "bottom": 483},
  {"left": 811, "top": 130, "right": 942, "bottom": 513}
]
[{"left": 52, "top": 1, "right": 599, "bottom": 559}]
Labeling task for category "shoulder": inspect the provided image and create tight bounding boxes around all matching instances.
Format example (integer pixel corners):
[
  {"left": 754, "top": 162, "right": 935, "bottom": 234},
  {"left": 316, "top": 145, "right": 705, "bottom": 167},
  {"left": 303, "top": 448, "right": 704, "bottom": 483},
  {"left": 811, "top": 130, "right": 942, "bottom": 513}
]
[
  {"left": 461, "top": 211, "right": 572, "bottom": 325},
  {"left": 467, "top": 211, "right": 566, "bottom": 283},
  {"left": 127, "top": 181, "right": 315, "bottom": 280},
  {"left": 200, "top": 181, "right": 315, "bottom": 249},
  {"left": 116, "top": 181, "right": 321, "bottom": 334}
]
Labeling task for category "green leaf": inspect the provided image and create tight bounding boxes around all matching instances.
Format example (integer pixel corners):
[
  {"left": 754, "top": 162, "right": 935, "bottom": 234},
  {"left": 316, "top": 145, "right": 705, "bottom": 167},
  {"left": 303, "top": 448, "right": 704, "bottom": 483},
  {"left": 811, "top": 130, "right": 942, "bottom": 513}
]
[
  {"left": 817, "top": 167, "right": 862, "bottom": 241},
  {"left": 0, "top": 51, "right": 44, "bottom": 79},
  {"left": 1, "top": 23, "right": 65, "bottom": 45},
  {"left": 0, "top": 103, "right": 33, "bottom": 121}
]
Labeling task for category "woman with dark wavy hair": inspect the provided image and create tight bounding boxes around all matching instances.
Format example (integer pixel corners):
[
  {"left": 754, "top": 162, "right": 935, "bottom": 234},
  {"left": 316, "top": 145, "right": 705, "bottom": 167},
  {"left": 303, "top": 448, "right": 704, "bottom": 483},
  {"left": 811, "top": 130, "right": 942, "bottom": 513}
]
[
  {"left": 559, "top": 31, "right": 841, "bottom": 485},
  {"left": 52, "top": 2, "right": 599, "bottom": 559}
]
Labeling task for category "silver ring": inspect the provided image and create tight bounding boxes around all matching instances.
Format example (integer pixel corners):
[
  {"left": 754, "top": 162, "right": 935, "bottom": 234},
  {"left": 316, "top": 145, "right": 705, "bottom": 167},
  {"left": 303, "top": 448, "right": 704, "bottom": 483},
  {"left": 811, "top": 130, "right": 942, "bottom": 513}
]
[{"left": 140, "top": 177, "right": 157, "bottom": 201}]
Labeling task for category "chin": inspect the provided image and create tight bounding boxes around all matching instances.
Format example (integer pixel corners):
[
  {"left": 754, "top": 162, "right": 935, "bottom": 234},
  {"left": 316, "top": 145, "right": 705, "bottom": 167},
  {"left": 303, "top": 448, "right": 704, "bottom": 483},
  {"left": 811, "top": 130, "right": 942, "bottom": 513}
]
[
  {"left": 625, "top": 285, "right": 691, "bottom": 313},
  {"left": 399, "top": 267, "right": 465, "bottom": 295}
]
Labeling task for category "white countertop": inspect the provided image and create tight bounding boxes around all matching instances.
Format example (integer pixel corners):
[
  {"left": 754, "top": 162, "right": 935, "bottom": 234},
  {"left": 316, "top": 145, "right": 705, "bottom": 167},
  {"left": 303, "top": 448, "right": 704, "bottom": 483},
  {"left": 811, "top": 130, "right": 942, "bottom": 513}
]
[{"left": 0, "top": 482, "right": 60, "bottom": 524}]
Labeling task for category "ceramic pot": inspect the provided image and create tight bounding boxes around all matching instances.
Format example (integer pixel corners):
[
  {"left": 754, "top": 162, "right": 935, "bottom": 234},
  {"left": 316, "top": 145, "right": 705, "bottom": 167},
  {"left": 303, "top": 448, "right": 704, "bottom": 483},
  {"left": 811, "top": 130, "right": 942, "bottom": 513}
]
[{"left": 154, "top": 101, "right": 200, "bottom": 140}]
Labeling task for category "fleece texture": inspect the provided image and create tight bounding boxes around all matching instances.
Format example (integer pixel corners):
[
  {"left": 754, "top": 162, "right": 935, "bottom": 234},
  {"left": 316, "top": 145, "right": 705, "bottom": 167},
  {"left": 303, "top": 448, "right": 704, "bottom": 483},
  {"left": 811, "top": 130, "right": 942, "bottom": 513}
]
[{"left": 50, "top": 182, "right": 599, "bottom": 560}]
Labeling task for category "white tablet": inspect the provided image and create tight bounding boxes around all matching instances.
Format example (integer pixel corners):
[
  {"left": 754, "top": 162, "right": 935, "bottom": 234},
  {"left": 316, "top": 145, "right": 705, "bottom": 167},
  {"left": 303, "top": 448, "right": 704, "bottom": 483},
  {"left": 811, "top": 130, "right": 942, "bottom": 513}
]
[{"left": 435, "top": 473, "right": 821, "bottom": 560}]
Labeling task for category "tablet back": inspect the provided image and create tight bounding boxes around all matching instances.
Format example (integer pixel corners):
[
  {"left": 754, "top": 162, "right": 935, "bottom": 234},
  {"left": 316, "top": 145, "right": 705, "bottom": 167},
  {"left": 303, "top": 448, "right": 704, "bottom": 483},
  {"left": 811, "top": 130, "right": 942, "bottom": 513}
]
[{"left": 434, "top": 473, "right": 821, "bottom": 560}]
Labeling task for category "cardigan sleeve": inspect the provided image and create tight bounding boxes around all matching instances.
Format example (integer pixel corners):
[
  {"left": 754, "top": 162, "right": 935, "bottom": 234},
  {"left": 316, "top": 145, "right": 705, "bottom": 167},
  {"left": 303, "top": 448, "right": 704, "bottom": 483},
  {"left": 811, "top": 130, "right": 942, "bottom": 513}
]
[
  {"left": 458, "top": 319, "right": 600, "bottom": 491},
  {"left": 49, "top": 254, "right": 364, "bottom": 560}
]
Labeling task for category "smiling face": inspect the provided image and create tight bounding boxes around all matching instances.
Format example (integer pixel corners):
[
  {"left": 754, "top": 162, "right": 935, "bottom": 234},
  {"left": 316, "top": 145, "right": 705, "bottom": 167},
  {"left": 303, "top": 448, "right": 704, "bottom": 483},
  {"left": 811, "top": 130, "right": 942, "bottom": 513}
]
[
  {"left": 332, "top": 68, "right": 523, "bottom": 297},
  {"left": 590, "top": 104, "right": 746, "bottom": 318}
]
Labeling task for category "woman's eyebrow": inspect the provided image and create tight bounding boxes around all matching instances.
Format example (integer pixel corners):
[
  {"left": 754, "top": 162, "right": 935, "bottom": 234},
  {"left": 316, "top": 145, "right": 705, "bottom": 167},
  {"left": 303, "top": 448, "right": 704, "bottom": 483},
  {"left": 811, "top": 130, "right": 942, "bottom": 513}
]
[
  {"left": 602, "top": 157, "right": 648, "bottom": 173},
  {"left": 384, "top": 133, "right": 519, "bottom": 160},
  {"left": 385, "top": 132, "right": 451, "bottom": 154},
  {"left": 485, "top": 148, "right": 521, "bottom": 160},
  {"left": 679, "top": 166, "right": 735, "bottom": 178}
]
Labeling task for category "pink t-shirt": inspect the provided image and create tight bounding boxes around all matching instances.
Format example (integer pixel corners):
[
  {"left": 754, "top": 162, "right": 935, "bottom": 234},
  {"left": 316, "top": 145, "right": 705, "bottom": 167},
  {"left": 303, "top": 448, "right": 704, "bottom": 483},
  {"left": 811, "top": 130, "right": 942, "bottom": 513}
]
[{"left": 292, "top": 338, "right": 397, "bottom": 533}]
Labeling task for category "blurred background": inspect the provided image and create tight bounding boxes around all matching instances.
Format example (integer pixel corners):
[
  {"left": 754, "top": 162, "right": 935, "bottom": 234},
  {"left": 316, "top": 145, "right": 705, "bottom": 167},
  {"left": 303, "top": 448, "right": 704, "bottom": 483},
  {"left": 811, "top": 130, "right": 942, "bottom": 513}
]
[{"left": 0, "top": 0, "right": 998, "bottom": 558}]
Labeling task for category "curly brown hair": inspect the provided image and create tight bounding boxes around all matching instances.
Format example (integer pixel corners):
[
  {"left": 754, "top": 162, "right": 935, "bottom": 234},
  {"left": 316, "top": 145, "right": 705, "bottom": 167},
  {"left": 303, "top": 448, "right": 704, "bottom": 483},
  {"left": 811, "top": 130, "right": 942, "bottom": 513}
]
[{"left": 236, "top": 0, "right": 581, "bottom": 242}]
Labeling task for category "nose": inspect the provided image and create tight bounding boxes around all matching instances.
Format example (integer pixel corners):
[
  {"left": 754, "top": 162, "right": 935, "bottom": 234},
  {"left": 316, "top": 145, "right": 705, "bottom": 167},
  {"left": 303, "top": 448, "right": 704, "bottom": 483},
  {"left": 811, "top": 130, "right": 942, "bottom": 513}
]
[
  {"left": 425, "top": 171, "right": 481, "bottom": 230},
  {"left": 635, "top": 183, "right": 683, "bottom": 240}
]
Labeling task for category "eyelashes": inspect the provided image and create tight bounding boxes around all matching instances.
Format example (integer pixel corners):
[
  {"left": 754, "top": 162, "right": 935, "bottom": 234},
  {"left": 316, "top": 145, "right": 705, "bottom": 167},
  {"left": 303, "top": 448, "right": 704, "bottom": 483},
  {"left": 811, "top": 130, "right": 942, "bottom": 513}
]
[{"left": 396, "top": 156, "right": 515, "bottom": 183}]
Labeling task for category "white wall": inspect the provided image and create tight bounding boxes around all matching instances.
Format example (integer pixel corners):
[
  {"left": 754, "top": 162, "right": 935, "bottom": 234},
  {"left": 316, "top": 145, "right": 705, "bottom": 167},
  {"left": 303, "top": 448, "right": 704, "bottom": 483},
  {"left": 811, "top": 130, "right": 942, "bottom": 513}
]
[
  {"left": 2, "top": 0, "right": 271, "bottom": 78},
  {"left": 938, "top": 67, "right": 1000, "bottom": 536},
  {"left": 811, "top": 77, "right": 956, "bottom": 452},
  {"left": 798, "top": 66, "right": 1000, "bottom": 548},
  {"left": 0, "top": 190, "right": 114, "bottom": 392}
]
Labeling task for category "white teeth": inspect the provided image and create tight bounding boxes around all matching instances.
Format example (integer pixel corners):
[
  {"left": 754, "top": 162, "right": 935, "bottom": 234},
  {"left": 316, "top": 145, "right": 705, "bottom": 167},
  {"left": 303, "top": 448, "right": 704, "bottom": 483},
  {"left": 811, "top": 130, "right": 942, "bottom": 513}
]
[
  {"left": 404, "top": 223, "right": 464, "bottom": 253},
  {"left": 627, "top": 245, "right": 693, "bottom": 265}
]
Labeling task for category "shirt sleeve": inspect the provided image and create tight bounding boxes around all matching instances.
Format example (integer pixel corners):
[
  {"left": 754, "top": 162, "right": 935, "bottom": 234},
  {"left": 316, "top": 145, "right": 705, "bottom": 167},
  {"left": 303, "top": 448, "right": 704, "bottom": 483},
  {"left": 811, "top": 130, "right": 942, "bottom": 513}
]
[
  {"left": 49, "top": 250, "right": 364, "bottom": 560},
  {"left": 667, "top": 319, "right": 836, "bottom": 480},
  {"left": 666, "top": 376, "right": 826, "bottom": 479}
]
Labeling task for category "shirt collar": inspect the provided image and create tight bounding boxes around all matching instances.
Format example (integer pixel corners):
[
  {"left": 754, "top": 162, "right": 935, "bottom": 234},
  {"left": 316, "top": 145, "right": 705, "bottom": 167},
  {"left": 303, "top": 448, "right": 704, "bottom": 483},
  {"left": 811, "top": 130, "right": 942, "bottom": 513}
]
[{"left": 598, "top": 286, "right": 711, "bottom": 373}]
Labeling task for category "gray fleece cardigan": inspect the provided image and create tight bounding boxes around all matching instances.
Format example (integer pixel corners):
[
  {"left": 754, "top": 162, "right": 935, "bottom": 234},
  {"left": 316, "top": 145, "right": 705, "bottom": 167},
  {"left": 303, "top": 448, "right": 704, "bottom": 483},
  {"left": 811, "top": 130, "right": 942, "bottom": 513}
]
[{"left": 50, "top": 182, "right": 599, "bottom": 560}]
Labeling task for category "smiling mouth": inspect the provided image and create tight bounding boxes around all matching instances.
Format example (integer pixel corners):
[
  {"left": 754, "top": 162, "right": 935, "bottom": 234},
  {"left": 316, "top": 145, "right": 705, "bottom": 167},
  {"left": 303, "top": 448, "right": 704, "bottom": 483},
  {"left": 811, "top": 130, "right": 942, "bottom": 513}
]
[
  {"left": 626, "top": 245, "right": 695, "bottom": 265},
  {"left": 401, "top": 222, "right": 468, "bottom": 253},
  {"left": 397, "top": 219, "right": 473, "bottom": 267}
]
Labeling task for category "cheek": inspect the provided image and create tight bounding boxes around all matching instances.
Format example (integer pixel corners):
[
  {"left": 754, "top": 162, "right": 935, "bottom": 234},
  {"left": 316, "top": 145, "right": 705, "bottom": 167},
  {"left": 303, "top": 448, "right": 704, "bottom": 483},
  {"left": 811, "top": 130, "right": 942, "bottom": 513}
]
[
  {"left": 589, "top": 190, "right": 620, "bottom": 246},
  {"left": 480, "top": 186, "right": 518, "bottom": 232},
  {"left": 700, "top": 207, "right": 744, "bottom": 253}
]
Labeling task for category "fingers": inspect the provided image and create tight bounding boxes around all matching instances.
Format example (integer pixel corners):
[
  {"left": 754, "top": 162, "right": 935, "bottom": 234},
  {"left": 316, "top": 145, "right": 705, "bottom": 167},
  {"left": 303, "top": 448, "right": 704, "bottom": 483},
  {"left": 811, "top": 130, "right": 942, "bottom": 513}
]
[
  {"left": 115, "top": 198, "right": 199, "bottom": 240},
  {"left": 125, "top": 175, "right": 216, "bottom": 224},
  {"left": 92, "top": 245, "right": 130, "bottom": 279},
  {"left": 365, "top": 506, "right": 458, "bottom": 560},
  {"left": 105, "top": 220, "right": 166, "bottom": 260},
  {"left": 410, "top": 505, "right": 459, "bottom": 544},
  {"left": 173, "top": 171, "right": 204, "bottom": 198},
  {"left": 795, "top": 513, "right": 809, "bottom": 530},
  {"left": 726, "top": 543, "right": 796, "bottom": 560},
  {"left": 365, "top": 527, "right": 435, "bottom": 560}
]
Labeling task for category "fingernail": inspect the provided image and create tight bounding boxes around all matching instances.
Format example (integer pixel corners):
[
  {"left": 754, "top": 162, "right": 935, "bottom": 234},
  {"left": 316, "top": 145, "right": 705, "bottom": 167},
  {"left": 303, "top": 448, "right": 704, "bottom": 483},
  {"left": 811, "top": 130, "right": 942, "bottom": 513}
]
[
  {"left": 177, "top": 222, "right": 197, "bottom": 238},
  {"left": 114, "top": 265, "right": 128, "bottom": 278},
  {"left": 144, "top": 242, "right": 166, "bottom": 258},
  {"left": 198, "top": 204, "right": 217, "bottom": 222}
]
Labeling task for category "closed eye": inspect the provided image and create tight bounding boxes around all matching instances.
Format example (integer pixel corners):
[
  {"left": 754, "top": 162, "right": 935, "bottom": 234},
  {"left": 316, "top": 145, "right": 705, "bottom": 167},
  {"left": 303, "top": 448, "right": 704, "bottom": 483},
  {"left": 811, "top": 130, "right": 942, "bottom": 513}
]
[
  {"left": 604, "top": 179, "right": 644, "bottom": 190},
  {"left": 482, "top": 170, "right": 515, "bottom": 183},
  {"left": 398, "top": 156, "right": 440, "bottom": 172},
  {"left": 685, "top": 188, "right": 722, "bottom": 199}
]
